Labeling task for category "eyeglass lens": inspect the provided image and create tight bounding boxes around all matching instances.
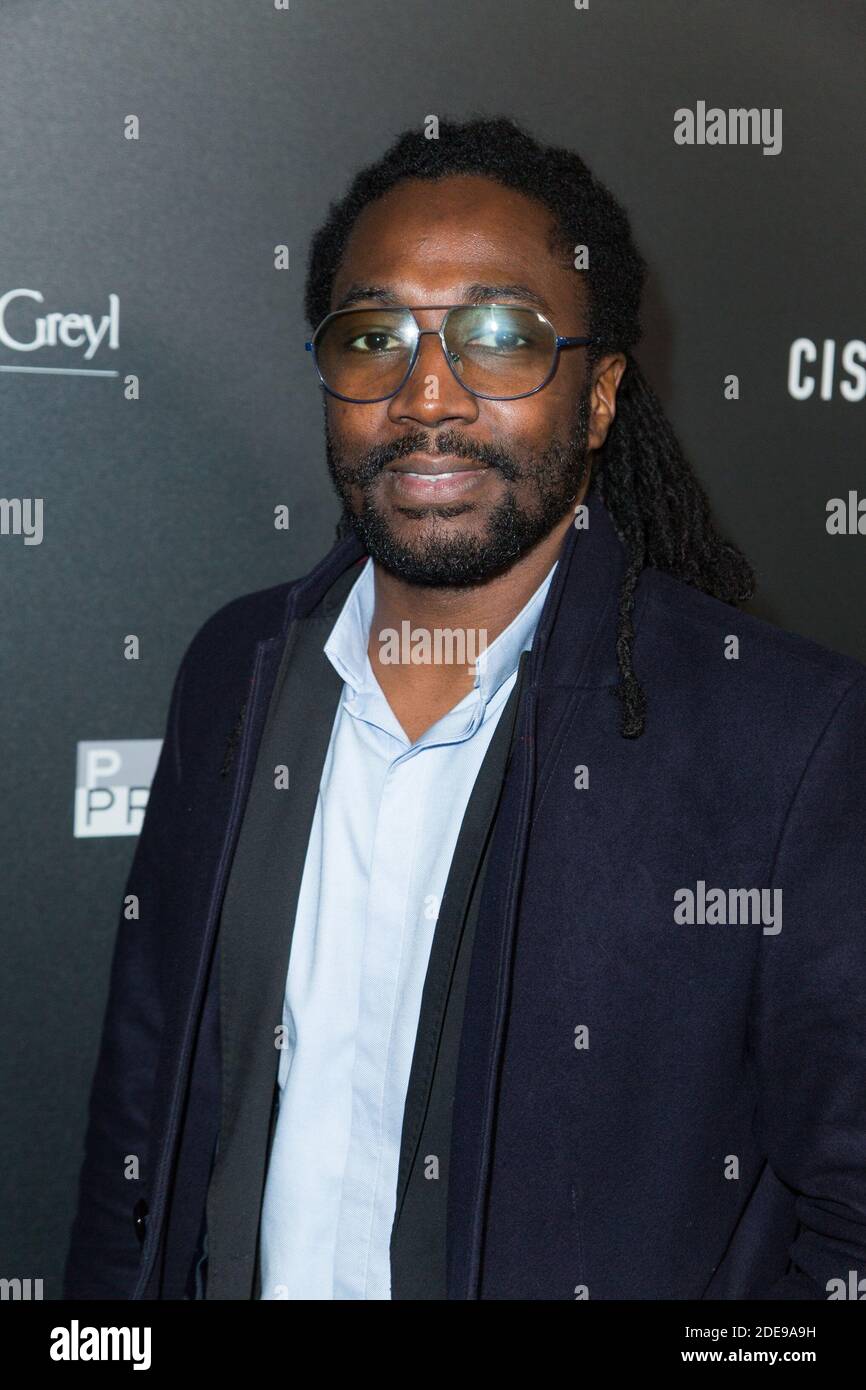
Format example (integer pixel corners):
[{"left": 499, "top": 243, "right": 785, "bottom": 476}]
[{"left": 313, "top": 306, "right": 556, "bottom": 401}]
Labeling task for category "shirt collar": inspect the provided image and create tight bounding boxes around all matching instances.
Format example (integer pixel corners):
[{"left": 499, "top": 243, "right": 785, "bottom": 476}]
[{"left": 324, "top": 554, "right": 558, "bottom": 742}]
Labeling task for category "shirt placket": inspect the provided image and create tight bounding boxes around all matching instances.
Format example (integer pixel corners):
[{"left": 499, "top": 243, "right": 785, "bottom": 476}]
[{"left": 331, "top": 736, "right": 430, "bottom": 1299}]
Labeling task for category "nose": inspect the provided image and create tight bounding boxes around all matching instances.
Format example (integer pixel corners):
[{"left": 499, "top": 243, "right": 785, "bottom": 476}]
[{"left": 386, "top": 318, "right": 480, "bottom": 429}]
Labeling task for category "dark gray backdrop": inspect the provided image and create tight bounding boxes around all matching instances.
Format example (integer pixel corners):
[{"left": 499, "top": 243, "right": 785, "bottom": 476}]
[{"left": 1, "top": 0, "right": 862, "bottom": 1298}]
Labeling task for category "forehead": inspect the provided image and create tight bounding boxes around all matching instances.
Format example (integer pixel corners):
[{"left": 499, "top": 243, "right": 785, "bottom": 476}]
[{"left": 330, "top": 173, "right": 580, "bottom": 314}]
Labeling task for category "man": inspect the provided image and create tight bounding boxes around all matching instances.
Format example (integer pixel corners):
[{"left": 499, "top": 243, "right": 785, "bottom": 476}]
[{"left": 65, "top": 116, "right": 866, "bottom": 1301}]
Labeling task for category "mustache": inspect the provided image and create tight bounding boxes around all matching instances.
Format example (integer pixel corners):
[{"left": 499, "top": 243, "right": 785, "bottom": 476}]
[{"left": 336, "top": 430, "right": 521, "bottom": 486}]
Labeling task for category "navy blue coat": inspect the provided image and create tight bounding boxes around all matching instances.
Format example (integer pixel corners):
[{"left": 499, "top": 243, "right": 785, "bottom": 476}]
[{"left": 64, "top": 490, "right": 866, "bottom": 1299}]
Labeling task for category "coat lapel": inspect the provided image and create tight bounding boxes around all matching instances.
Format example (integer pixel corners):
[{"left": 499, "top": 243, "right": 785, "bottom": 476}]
[
  {"left": 390, "top": 649, "right": 531, "bottom": 1298},
  {"left": 134, "top": 535, "right": 367, "bottom": 1300},
  {"left": 133, "top": 631, "right": 288, "bottom": 1299},
  {"left": 205, "top": 562, "right": 362, "bottom": 1299},
  {"left": 445, "top": 489, "right": 652, "bottom": 1297}
]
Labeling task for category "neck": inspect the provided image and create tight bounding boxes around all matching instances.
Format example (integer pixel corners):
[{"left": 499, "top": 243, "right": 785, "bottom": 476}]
[{"left": 364, "top": 502, "right": 577, "bottom": 744}]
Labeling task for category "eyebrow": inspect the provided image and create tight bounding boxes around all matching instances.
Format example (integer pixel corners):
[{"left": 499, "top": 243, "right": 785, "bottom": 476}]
[{"left": 333, "top": 282, "right": 553, "bottom": 314}]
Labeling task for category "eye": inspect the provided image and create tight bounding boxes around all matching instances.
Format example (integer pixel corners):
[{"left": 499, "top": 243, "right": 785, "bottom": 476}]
[
  {"left": 466, "top": 327, "right": 530, "bottom": 352},
  {"left": 344, "top": 330, "right": 404, "bottom": 353}
]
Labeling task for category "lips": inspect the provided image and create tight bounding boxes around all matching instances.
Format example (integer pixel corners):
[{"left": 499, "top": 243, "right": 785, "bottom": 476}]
[
  {"left": 387, "top": 453, "right": 486, "bottom": 477},
  {"left": 383, "top": 453, "right": 491, "bottom": 503}
]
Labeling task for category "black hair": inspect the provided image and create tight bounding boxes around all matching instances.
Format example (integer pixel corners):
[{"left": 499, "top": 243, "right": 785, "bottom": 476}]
[{"left": 304, "top": 115, "right": 756, "bottom": 737}]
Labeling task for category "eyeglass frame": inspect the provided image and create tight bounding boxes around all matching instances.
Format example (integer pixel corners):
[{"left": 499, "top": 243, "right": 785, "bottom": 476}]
[{"left": 304, "top": 303, "right": 593, "bottom": 403}]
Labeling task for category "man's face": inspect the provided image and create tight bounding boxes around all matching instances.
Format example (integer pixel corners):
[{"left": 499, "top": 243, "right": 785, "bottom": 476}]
[{"left": 322, "top": 173, "right": 609, "bottom": 587}]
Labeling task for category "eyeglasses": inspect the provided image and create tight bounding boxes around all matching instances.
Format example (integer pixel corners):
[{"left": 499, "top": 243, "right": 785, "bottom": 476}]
[{"left": 304, "top": 304, "right": 592, "bottom": 403}]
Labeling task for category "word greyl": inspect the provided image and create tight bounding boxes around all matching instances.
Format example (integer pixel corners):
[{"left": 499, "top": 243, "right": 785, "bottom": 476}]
[{"left": 0, "top": 288, "right": 119, "bottom": 360}]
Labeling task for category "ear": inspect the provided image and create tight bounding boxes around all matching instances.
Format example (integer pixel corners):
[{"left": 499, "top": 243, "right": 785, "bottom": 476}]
[{"left": 587, "top": 353, "right": 627, "bottom": 451}]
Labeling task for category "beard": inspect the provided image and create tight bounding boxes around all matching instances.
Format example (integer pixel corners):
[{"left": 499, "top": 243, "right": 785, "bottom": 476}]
[{"left": 324, "top": 389, "right": 592, "bottom": 588}]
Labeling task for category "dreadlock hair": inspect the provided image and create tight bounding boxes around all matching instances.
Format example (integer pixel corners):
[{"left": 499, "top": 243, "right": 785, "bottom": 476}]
[{"left": 304, "top": 115, "right": 756, "bottom": 738}]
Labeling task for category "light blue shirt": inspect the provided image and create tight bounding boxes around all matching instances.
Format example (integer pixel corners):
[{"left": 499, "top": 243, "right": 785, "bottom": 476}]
[{"left": 257, "top": 553, "right": 557, "bottom": 1300}]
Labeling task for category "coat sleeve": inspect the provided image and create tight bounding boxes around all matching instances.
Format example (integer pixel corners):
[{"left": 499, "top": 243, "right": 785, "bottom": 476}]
[
  {"left": 63, "top": 648, "right": 189, "bottom": 1299},
  {"left": 749, "top": 672, "right": 866, "bottom": 1300}
]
